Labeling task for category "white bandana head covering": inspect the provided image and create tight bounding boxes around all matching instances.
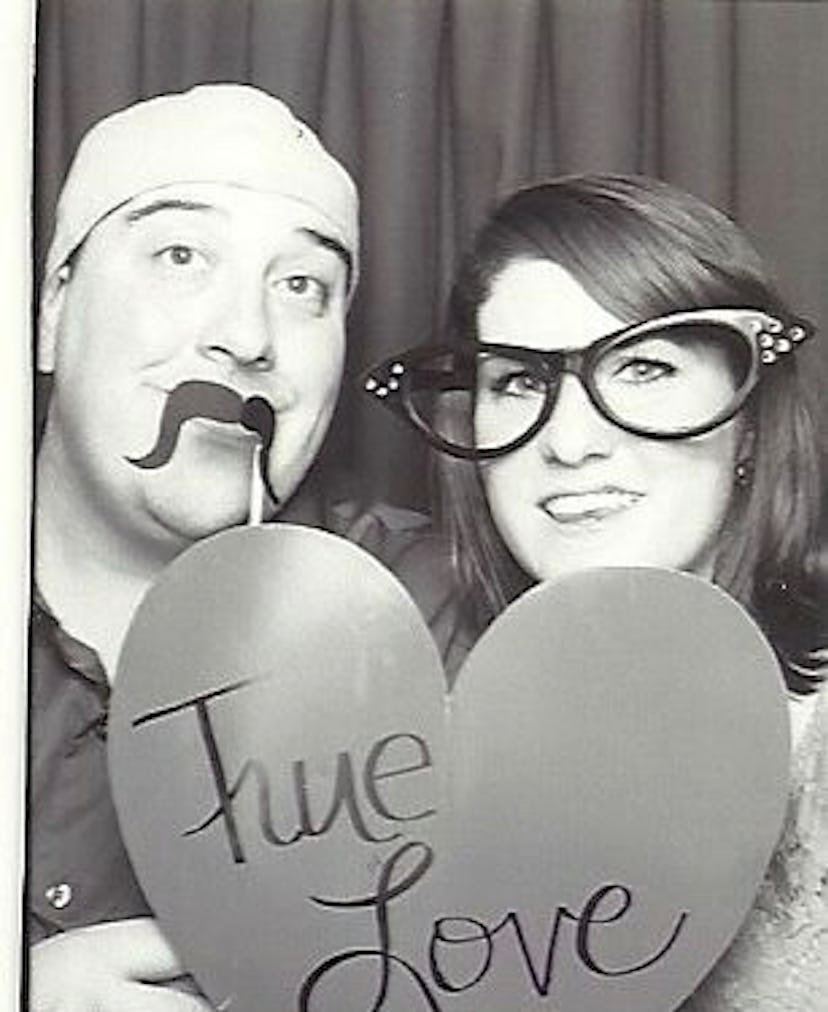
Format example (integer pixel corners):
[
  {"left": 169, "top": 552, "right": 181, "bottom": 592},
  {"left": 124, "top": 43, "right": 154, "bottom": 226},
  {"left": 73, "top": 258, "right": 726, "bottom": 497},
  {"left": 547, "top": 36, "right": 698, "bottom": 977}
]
[{"left": 44, "top": 83, "right": 359, "bottom": 292}]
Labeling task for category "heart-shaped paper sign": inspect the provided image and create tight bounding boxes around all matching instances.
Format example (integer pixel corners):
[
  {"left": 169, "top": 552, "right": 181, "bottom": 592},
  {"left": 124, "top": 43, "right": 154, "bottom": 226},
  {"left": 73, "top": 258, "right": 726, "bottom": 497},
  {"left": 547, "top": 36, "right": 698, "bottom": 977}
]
[{"left": 109, "top": 525, "right": 789, "bottom": 1012}]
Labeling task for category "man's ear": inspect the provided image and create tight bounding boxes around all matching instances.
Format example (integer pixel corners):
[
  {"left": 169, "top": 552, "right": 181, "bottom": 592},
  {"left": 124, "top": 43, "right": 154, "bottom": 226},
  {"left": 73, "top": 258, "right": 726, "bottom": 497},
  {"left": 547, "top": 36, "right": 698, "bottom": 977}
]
[{"left": 37, "top": 264, "right": 71, "bottom": 374}]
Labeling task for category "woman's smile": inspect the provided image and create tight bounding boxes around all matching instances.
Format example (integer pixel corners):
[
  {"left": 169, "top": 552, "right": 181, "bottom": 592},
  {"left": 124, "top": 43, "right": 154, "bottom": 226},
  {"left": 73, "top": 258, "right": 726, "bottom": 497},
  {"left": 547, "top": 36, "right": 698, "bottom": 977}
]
[{"left": 538, "top": 487, "right": 644, "bottom": 525}]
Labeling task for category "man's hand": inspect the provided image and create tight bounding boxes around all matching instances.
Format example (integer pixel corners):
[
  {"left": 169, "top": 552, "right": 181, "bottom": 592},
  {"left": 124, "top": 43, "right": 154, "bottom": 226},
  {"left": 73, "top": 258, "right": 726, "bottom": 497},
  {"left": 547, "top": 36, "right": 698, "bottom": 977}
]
[{"left": 29, "top": 917, "right": 213, "bottom": 1011}]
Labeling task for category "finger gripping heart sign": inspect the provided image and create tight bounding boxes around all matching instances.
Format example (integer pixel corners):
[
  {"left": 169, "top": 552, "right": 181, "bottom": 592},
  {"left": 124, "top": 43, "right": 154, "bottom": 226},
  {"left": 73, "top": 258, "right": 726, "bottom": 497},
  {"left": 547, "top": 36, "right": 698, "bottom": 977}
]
[{"left": 109, "top": 527, "right": 789, "bottom": 1012}]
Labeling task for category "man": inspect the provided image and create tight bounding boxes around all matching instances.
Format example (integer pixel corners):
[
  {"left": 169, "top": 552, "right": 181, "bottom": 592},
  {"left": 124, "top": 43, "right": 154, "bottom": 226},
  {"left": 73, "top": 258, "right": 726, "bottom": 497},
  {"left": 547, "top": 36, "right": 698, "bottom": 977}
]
[{"left": 29, "top": 83, "right": 360, "bottom": 1009}]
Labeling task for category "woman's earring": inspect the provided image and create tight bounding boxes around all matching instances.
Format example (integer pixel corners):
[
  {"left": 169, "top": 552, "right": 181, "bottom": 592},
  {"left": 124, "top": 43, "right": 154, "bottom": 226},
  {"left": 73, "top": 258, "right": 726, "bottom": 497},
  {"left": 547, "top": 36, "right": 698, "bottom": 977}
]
[{"left": 734, "top": 459, "right": 754, "bottom": 488}]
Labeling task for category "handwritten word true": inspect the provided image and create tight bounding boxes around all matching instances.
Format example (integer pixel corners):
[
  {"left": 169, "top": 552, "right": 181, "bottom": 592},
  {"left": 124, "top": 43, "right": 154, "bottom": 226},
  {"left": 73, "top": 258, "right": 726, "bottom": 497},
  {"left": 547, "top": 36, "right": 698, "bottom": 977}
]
[{"left": 133, "top": 679, "right": 436, "bottom": 863}]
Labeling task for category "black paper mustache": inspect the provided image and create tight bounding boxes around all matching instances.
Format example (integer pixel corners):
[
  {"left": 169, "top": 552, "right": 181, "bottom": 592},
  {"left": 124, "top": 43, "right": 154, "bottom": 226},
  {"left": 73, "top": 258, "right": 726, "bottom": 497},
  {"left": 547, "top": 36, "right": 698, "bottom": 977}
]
[{"left": 126, "top": 380, "right": 279, "bottom": 507}]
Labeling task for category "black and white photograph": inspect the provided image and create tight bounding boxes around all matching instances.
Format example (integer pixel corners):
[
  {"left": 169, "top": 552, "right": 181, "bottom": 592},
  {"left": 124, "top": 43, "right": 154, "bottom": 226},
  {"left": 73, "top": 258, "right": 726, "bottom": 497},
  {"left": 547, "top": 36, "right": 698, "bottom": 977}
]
[{"left": 18, "top": 1, "right": 828, "bottom": 1009}]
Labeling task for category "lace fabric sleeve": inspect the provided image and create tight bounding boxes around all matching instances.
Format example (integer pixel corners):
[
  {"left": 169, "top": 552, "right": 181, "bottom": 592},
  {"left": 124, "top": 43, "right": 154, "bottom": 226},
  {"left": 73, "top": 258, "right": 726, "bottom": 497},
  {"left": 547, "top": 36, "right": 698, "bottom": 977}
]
[{"left": 681, "top": 689, "right": 828, "bottom": 1011}]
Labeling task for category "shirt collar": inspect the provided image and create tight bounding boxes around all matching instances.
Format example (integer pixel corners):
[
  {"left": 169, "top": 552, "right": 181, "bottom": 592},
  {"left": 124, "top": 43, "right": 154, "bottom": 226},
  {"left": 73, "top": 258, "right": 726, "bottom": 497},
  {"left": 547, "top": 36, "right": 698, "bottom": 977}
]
[{"left": 32, "top": 586, "right": 109, "bottom": 690}]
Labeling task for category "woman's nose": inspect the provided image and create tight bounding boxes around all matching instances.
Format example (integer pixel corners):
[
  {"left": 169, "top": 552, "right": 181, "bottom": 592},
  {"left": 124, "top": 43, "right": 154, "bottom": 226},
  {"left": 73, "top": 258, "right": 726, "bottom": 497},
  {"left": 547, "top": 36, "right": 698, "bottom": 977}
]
[
  {"left": 198, "top": 280, "right": 275, "bottom": 372},
  {"left": 535, "top": 373, "right": 616, "bottom": 465}
]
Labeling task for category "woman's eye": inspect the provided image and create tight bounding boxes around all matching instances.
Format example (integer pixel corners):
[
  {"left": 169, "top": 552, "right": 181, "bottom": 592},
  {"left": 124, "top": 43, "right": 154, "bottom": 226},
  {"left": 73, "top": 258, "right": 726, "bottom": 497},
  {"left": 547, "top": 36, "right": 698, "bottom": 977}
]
[
  {"left": 489, "top": 370, "right": 546, "bottom": 397},
  {"left": 613, "top": 358, "right": 676, "bottom": 383},
  {"left": 274, "top": 274, "right": 328, "bottom": 311}
]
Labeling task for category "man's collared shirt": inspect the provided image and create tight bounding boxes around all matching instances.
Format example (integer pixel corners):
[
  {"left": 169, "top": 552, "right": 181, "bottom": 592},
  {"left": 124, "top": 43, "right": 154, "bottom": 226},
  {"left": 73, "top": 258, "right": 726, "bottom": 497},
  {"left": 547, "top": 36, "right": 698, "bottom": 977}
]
[{"left": 28, "top": 590, "right": 151, "bottom": 943}]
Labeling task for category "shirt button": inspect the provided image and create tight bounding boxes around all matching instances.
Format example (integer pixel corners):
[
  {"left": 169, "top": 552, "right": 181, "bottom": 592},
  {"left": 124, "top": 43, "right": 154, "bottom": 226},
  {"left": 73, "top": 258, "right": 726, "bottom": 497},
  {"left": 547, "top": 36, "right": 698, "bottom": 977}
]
[{"left": 45, "top": 883, "right": 73, "bottom": 910}]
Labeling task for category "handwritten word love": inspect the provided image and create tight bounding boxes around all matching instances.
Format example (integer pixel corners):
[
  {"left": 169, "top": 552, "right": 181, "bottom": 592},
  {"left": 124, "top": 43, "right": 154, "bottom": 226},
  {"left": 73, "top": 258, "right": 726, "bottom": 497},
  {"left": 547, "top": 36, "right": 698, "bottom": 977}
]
[{"left": 301, "top": 840, "right": 687, "bottom": 1011}]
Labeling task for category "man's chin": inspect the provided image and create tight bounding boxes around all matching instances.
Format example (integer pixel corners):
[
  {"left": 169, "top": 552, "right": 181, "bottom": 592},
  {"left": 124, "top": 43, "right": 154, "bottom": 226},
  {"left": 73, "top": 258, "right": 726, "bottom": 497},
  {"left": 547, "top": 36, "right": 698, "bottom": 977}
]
[
  {"left": 142, "top": 473, "right": 295, "bottom": 547},
  {"left": 151, "top": 514, "right": 234, "bottom": 556},
  {"left": 132, "top": 450, "right": 318, "bottom": 553},
  {"left": 140, "top": 491, "right": 255, "bottom": 554}
]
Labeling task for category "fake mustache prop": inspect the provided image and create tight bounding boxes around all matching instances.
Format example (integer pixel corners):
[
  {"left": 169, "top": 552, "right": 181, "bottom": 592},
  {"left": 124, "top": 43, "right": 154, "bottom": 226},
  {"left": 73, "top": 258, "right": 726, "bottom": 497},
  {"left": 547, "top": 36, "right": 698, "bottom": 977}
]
[{"left": 126, "top": 380, "right": 279, "bottom": 507}]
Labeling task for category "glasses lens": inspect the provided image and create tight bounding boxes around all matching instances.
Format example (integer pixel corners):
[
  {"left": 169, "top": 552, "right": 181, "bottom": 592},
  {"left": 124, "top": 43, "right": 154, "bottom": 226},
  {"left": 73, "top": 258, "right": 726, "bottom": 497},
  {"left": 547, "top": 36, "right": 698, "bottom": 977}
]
[
  {"left": 593, "top": 321, "right": 754, "bottom": 434},
  {"left": 405, "top": 347, "right": 550, "bottom": 453}
]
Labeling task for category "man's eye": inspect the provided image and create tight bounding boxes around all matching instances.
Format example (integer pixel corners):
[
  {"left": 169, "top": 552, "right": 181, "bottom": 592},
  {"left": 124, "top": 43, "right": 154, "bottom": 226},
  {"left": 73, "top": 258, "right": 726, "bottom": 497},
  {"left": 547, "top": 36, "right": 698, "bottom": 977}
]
[
  {"left": 156, "top": 245, "right": 203, "bottom": 269},
  {"left": 274, "top": 274, "right": 328, "bottom": 310}
]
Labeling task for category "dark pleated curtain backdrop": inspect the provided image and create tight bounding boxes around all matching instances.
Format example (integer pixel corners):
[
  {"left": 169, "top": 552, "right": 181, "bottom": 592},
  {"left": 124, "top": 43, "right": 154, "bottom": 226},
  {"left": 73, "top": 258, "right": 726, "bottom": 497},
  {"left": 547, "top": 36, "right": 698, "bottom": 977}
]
[{"left": 34, "top": 0, "right": 828, "bottom": 509}]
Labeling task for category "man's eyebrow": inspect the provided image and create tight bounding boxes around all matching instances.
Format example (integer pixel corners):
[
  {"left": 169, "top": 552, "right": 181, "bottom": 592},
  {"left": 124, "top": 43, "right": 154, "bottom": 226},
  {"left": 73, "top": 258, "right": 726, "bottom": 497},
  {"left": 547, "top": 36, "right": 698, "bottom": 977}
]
[
  {"left": 124, "top": 199, "right": 217, "bottom": 224},
  {"left": 300, "top": 227, "right": 353, "bottom": 290}
]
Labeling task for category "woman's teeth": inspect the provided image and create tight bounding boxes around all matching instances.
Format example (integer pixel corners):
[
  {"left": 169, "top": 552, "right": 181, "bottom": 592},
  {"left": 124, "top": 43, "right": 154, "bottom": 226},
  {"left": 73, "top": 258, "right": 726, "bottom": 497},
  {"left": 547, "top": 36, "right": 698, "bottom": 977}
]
[{"left": 541, "top": 490, "right": 642, "bottom": 523}]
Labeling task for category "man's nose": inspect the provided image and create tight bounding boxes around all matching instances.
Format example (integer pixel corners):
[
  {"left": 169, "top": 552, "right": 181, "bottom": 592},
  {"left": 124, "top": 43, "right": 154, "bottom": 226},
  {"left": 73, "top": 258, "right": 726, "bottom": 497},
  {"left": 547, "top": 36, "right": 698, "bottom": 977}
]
[
  {"left": 535, "top": 373, "right": 616, "bottom": 465},
  {"left": 198, "top": 279, "right": 275, "bottom": 371}
]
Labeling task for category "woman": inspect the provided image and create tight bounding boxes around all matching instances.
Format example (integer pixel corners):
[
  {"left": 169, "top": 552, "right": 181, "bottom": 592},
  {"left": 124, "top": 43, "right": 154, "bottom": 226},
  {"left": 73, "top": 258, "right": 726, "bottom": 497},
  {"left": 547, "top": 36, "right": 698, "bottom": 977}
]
[{"left": 363, "top": 174, "right": 827, "bottom": 1008}]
